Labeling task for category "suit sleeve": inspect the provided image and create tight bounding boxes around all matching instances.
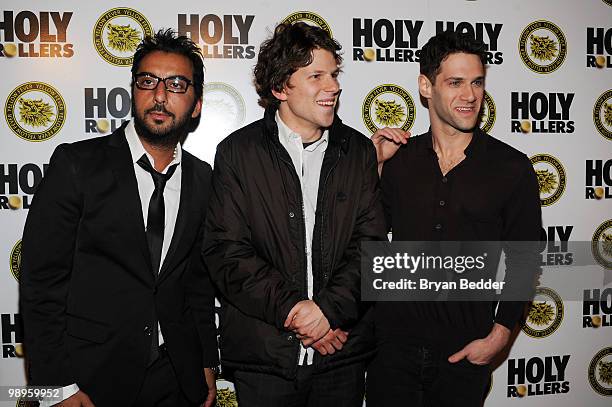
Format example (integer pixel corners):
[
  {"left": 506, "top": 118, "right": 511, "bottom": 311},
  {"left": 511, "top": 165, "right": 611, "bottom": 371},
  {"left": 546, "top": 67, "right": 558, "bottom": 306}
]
[
  {"left": 496, "top": 156, "right": 543, "bottom": 329},
  {"left": 20, "top": 144, "right": 81, "bottom": 386},
  {"left": 185, "top": 206, "right": 220, "bottom": 368},
  {"left": 315, "top": 143, "right": 387, "bottom": 329},
  {"left": 202, "top": 146, "right": 303, "bottom": 330}
]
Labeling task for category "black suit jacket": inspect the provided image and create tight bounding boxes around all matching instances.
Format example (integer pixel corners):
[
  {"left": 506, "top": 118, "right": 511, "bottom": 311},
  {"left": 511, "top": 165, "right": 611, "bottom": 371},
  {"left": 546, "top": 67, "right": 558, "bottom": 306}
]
[{"left": 20, "top": 124, "right": 218, "bottom": 406}]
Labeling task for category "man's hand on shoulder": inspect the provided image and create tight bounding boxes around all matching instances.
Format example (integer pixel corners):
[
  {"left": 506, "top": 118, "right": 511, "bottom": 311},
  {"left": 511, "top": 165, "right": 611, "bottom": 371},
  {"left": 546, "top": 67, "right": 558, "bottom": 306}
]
[
  {"left": 56, "top": 390, "right": 95, "bottom": 407},
  {"left": 448, "top": 323, "right": 511, "bottom": 366},
  {"left": 311, "top": 328, "right": 349, "bottom": 355},
  {"left": 371, "top": 127, "right": 410, "bottom": 174},
  {"left": 284, "top": 300, "right": 330, "bottom": 346}
]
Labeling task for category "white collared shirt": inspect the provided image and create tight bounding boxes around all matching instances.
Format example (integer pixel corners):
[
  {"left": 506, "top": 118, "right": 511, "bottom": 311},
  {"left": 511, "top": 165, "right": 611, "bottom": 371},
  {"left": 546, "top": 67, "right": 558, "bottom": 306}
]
[
  {"left": 276, "top": 112, "right": 328, "bottom": 366},
  {"left": 41, "top": 121, "right": 182, "bottom": 406}
]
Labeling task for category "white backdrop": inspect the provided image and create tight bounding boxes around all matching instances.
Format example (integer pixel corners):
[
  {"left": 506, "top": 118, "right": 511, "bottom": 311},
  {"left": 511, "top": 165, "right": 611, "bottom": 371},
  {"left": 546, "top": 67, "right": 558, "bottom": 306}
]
[{"left": 1, "top": 1, "right": 611, "bottom": 406}]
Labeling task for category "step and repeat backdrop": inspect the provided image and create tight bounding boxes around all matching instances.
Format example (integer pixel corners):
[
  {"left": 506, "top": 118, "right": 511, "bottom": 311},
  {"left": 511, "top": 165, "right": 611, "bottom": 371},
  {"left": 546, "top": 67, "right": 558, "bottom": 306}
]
[{"left": 1, "top": 0, "right": 611, "bottom": 406}]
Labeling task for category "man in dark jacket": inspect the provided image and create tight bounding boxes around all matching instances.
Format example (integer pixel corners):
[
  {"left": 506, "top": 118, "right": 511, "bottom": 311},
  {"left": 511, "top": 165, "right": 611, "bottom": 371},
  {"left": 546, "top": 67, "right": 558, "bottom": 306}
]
[{"left": 203, "top": 22, "right": 386, "bottom": 406}]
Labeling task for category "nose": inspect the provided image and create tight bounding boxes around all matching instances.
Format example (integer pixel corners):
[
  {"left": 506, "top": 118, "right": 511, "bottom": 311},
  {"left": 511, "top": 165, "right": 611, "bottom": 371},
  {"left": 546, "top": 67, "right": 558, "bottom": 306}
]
[
  {"left": 462, "top": 84, "right": 476, "bottom": 102},
  {"left": 325, "top": 75, "right": 340, "bottom": 94},
  {"left": 153, "top": 81, "right": 168, "bottom": 104}
]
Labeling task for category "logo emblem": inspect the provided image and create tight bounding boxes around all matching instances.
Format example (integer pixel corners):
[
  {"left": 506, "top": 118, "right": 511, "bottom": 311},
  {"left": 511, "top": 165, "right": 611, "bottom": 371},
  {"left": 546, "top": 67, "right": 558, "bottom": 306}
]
[
  {"left": 480, "top": 91, "right": 496, "bottom": 133},
  {"left": 592, "top": 219, "right": 612, "bottom": 270},
  {"left": 521, "top": 287, "right": 564, "bottom": 338},
  {"left": 10, "top": 240, "right": 21, "bottom": 282},
  {"left": 216, "top": 375, "right": 238, "bottom": 407},
  {"left": 593, "top": 90, "right": 612, "bottom": 141},
  {"left": 184, "top": 82, "right": 246, "bottom": 164},
  {"left": 530, "top": 154, "right": 566, "bottom": 206},
  {"left": 588, "top": 347, "right": 612, "bottom": 396},
  {"left": 519, "top": 20, "right": 567, "bottom": 74},
  {"left": 202, "top": 82, "right": 246, "bottom": 132},
  {"left": 5, "top": 82, "right": 66, "bottom": 142},
  {"left": 282, "top": 11, "right": 333, "bottom": 37},
  {"left": 362, "top": 84, "right": 416, "bottom": 134},
  {"left": 93, "top": 8, "right": 153, "bottom": 66}
]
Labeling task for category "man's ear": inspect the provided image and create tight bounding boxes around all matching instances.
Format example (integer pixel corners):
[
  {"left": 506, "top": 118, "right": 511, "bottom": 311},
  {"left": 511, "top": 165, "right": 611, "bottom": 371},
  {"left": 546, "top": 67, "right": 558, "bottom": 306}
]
[
  {"left": 418, "top": 74, "right": 432, "bottom": 99},
  {"left": 191, "top": 97, "right": 203, "bottom": 118},
  {"left": 271, "top": 87, "right": 288, "bottom": 102}
]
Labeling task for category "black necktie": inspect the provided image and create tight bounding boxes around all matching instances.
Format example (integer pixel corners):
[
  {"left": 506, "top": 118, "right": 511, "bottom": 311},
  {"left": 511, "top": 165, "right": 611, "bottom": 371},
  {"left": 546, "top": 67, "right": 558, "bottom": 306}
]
[
  {"left": 136, "top": 154, "right": 178, "bottom": 365},
  {"left": 137, "top": 154, "right": 178, "bottom": 275}
]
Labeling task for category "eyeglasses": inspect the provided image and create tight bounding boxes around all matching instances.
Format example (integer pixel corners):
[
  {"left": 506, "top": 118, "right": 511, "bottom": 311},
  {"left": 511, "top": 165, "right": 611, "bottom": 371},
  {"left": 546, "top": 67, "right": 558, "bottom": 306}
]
[{"left": 133, "top": 73, "right": 193, "bottom": 94}]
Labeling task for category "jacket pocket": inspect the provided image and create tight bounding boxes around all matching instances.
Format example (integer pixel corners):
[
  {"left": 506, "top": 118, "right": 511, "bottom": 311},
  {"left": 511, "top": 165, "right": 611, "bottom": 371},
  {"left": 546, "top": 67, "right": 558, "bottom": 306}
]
[{"left": 66, "top": 314, "right": 111, "bottom": 344}]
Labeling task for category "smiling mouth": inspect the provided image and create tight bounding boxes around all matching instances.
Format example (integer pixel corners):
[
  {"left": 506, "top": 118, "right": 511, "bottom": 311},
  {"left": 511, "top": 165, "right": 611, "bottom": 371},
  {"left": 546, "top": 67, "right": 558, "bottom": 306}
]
[
  {"left": 316, "top": 99, "right": 336, "bottom": 107},
  {"left": 455, "top": 106, "right": 476, "bottom": 113}
]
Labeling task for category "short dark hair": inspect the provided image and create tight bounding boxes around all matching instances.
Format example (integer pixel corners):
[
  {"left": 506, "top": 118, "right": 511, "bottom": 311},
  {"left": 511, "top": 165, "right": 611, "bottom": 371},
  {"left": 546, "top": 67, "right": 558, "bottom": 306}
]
[
  {"left": 254, "top": 22, "right": 342, "bottom": 108},
  {"left": 420, "top": 30, "right": 487, "bottom": 83},
  {"left": 131, "top": 28, "right": 204, "bottom": 100}
]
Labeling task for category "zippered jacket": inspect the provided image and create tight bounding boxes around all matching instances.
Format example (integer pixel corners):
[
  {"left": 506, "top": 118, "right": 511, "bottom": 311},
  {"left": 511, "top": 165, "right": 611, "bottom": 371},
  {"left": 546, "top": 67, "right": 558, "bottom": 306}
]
[{"left": 203, "top": 107, "right": 386, "bottom": 378}]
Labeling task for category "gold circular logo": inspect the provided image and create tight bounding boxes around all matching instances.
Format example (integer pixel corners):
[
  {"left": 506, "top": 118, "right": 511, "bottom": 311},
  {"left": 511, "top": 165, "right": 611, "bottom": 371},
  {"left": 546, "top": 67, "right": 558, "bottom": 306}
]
[
  {"left": 530, "top": 154, "right": 566, "bottom": 206},
  {"left": 3, "top": 43, "right": 17, "bottom": 57},
  {"left": 93, "top": 8, "right": 153, "bottom": 66},
  {"left": 521, "top": 287, "right": 564, "bottom": 338},
  {"left": 281, "top": 11, "right": 333, "bottom": 37},
  {"left": 480, "top": 91, "right": 496, "bottom": 134},
  {"left": 588, "top": 347, "right": 612, "bottom": 396},
  {"left": 592, "top": 219, "right": 612, "bottom": 270},
  {"left": 216, "top": 378, "right": 238, "bottom": 407},
  {"left": 5, "top": 82, "right": 66, "bottom": 142},
  {"left": 593, "top": 89, "right": 612, "bottom": 141},
  {"left": 10, "top": 240, "right": 21, "bottom": 282},
  {"left": 519, "top": 20, "right": 567, "bottom": 74},
  {"left": 362, "top": 84, "right": 416, "bottom": 134},
  {"left": 16, "top": 399, "right": 38, "bottom": 407}
]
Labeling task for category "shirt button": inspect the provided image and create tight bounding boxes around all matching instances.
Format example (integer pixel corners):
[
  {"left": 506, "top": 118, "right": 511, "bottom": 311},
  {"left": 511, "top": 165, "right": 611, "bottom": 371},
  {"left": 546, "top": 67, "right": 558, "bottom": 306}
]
[
  {"left": 439, "top": 200, "right": 445, "bottom": 206},
  {"left": 289, "top": 211, "right": 295, "bottom": 218},
  {"left": 144, "top": 326, "right": 152, "bottom": 336},
  {"left": 287, "top": 335, "right": 294, "bottom": 341},
  {"left": 442, "top": 177, "right": 448, "bottom": 183},
  {"left": 435, "top": 223, "right": 442, "bottom": 230}
]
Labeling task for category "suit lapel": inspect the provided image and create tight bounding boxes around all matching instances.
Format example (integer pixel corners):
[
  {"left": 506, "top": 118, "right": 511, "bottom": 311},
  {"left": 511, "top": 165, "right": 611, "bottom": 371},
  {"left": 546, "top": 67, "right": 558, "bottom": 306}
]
[
  {"left": 106, "top": 127, "right": 154, "bottom": 277},
  {"left": 158, "top": 153, "right": 194, "bottom": 280}
]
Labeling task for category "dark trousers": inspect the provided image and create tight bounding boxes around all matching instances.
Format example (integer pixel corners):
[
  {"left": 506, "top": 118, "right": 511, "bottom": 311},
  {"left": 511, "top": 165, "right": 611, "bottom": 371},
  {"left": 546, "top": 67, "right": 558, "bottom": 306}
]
[
  {"left": 366, "top": 341, "right": 490, "bottom": 407},
  {"left": 233, "top": 362, "right": 366, "bottom": 407},
  {"left": 133, "top": 347, "right": 199, "bottom": 407}
]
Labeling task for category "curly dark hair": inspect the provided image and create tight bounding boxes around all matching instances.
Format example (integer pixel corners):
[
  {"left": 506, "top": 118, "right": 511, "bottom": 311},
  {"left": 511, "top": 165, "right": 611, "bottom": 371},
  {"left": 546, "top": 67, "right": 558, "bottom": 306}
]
[
  {"left": 420, "top": 29, "right": 487, "bottom": 84},
  {"left": 131, "top": 28, "right": 204, "bottom": 100},
  {"left": 254, "top": 22, "right": 342, "bottom": 108}
]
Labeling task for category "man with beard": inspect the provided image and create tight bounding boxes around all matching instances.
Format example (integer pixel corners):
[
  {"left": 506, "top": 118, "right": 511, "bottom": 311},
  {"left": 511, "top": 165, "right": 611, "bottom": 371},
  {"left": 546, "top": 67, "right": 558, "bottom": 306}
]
[{"left": 20, "top": 29, "right": 218, "bottom": 407}]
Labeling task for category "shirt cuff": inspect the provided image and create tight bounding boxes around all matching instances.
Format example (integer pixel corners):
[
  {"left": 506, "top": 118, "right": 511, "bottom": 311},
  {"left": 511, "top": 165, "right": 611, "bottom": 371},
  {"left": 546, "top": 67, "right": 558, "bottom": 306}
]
[{"left": 40, "top": 383, "right": 79, "bottom": 407}]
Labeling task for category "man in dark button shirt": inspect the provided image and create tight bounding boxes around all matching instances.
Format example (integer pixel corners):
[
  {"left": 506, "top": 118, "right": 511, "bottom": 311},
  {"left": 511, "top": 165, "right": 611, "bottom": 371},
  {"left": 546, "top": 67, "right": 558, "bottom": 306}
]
[{"left": 367, "top": 30, "right": 542, "bottom": 406}]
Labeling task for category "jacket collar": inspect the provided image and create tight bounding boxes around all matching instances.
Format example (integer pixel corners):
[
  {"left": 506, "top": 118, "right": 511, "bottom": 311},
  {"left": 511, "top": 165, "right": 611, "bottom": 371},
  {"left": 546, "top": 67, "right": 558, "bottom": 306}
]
[{"left": 263, "top": 106, "right": 350, "bottom": 155}]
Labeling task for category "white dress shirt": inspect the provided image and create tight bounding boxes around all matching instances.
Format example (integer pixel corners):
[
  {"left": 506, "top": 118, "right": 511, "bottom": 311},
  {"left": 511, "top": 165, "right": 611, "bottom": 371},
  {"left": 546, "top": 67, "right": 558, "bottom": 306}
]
[{"left": 276, "top": 112, "right": 328, "bottom": 366}]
